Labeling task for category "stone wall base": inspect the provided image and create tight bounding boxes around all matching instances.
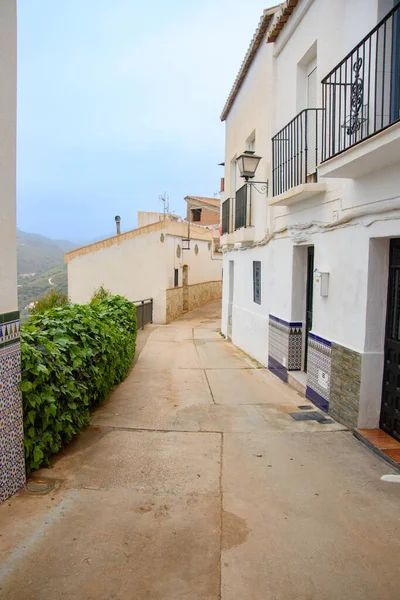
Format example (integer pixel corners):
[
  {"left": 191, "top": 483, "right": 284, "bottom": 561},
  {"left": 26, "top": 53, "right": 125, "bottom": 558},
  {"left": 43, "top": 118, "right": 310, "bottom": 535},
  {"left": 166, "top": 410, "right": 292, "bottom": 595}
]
[
  {"left": 305, "top": 333, "right": 362, "bottom": 429},
  {"left": 165, "top": 280, "right": 221, "bottom": 324}
]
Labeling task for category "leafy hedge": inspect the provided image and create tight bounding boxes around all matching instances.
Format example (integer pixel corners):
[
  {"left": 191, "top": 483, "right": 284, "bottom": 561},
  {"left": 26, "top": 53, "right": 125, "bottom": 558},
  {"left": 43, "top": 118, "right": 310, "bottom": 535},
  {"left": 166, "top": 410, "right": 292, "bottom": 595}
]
[{"left": 20, "top": 295, "right": 137, "bottom": 473}]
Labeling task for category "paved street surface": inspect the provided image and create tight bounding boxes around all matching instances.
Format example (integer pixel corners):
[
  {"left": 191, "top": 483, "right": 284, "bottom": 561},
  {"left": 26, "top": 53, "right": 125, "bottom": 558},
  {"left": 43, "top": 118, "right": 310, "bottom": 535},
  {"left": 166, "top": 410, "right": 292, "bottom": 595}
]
[{"left": 1, "top": 301, "right": 400, "bottom": 599}]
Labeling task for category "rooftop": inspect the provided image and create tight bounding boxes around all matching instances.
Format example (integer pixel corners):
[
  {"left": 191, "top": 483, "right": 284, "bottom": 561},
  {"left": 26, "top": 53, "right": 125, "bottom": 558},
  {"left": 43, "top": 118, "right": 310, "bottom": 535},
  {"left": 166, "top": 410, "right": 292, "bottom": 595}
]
[
  {"left": 267, "top": 0, "right": 300, "bottom": 43},
  {"left": 220, "top": 5, "right": 281, "bottom": 122},
  {"left": 184, "top": 196, "right": 220, "bottom": 210},
  {"left": 65, "top": 218, "right": 213, "bottom": 263}
]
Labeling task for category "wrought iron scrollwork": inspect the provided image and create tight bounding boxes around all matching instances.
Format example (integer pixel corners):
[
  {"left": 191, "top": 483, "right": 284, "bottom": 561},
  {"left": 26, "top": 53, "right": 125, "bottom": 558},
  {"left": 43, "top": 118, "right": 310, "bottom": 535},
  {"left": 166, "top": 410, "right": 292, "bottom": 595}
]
[
  {"left": 346, "top": 57, "right": 364, "bottom": 135},
  {"left": 248, "top": 181, "right": 268, "bottom": 195}
]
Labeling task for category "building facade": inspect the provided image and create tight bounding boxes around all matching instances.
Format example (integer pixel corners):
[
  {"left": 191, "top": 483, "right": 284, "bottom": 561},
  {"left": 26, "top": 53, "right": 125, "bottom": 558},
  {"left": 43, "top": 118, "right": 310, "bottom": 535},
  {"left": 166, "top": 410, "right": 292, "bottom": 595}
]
[
  {"left": 0, "top": 1, "right": 26, "bottom": 503},
  {"left": 185, "top": 196, "right": 221, "bottom": 227},
  {"left": 66, "top": 208, "right": 222, "bottom": 324},
  {"left": 220, "top": 0, "right": 400, "bottom": 444}
]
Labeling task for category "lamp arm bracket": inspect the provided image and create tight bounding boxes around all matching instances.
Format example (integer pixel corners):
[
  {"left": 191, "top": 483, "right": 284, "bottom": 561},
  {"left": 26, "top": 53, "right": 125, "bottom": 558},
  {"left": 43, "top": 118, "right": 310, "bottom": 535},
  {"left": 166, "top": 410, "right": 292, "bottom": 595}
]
[{"left": 246, "top": 180, "right": 269, "bottom": 195}]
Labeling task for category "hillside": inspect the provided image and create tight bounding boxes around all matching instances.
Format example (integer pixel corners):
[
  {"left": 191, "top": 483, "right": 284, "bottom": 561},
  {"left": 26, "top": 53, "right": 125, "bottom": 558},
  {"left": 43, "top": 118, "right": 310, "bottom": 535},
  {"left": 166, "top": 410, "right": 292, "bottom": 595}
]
[
  {"left": 17, "top": 230, "right": 76, "bottom": 320},
  {"left": 17, "top": 230, "right": 76, "bottom": 275}
]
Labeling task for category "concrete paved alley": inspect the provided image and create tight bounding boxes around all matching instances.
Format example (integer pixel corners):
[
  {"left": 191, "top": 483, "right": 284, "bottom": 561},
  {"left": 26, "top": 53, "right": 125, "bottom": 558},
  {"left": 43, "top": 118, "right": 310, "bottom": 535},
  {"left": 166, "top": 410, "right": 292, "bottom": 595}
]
[{"left": 1, "top": 301, "right": 400, "bottom": 600}]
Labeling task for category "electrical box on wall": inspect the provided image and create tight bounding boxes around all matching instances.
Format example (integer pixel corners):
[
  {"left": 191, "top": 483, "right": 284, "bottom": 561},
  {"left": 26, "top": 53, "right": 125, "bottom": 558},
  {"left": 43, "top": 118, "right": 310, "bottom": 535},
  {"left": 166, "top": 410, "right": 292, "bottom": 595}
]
[{"left": 315, "top": 271, "right": 329, "bottom": 297}]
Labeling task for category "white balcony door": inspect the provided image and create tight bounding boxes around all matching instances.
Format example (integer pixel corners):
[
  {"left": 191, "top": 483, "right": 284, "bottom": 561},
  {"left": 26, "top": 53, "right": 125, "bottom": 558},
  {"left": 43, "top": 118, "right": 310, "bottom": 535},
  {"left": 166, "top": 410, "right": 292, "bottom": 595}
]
[{"left": 306, "top": 61, "right": 317, "bottom": 176}]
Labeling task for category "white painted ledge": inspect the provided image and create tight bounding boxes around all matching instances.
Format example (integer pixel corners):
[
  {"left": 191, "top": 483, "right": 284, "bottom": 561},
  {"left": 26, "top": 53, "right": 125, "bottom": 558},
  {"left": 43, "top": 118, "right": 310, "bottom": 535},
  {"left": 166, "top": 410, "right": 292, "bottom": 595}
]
[
  {"left": 232, "top": 226, "right": 255, "bottom": 244},
  {"left": 268, "top": 183, "right": 327, "bottom": 207},
  {"left": 318, "top": 121, "right": 400, "bottom": 179}
]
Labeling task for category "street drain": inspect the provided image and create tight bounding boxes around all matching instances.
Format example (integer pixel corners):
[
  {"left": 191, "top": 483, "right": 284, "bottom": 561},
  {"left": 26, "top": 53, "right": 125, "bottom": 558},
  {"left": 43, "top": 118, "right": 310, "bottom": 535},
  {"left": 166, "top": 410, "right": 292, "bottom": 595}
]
[
  {"left": 25, "top": 479, "right": 54, "bottom": 495},
  {"left": 290, "top": 411, "right": 333, "bottom": 425},
  {"left": 298, "top": 405, "right": 313, "bottom": 410}
]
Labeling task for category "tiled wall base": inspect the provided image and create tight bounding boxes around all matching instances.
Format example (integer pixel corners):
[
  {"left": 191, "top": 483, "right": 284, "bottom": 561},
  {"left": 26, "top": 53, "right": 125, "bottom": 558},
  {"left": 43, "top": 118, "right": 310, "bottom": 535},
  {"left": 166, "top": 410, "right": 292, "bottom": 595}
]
[
  {"left": 0, "top": 311, "right": 25, "bottom": 503},
  {"left": 268, "top": 315, "right": 302, "bottom": 383},
  {"left": 306, "top": 333, "right": 332, "bottom": 413},
  {"left": 306, "top": 334, "right": 363, "bottom": 428},
  {"left": 166, "top": 280, "right": 222, "bottom": 324},
  {"left": 268, "top": 355, "right": 288, "bottom": 383}
]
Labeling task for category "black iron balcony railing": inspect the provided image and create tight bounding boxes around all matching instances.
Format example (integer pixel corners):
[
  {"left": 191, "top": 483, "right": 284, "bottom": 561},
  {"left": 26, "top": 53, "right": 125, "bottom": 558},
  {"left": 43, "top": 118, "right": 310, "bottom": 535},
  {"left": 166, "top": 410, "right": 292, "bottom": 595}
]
[
  {"left": 235, "top": 184, "right": 248, "bottom": 229},
  {"left": 322, "top": 1, "right": 400, "bottom": 161},
  {"left": 272, "top": 109, "right": 324, "bottom": 197},
  {"left": 221, "top": 198, "right": 231, "bottom": 234}
]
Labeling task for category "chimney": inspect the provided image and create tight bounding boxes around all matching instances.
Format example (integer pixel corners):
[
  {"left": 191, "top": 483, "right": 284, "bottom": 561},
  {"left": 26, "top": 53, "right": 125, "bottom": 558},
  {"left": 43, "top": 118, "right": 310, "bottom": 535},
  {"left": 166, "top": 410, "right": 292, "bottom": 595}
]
[
  {"left": 115, "top": 215, "right": 121, "bottom": 235},
  {"left": 220, "top": 177, "right": 225, "bottom": 193}
]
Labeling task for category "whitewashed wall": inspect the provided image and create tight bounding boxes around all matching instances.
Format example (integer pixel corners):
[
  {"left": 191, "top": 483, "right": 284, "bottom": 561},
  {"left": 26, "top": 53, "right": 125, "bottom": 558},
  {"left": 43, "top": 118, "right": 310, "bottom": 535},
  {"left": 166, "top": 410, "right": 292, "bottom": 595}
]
[
  {"left": 68, "top": 225, "right": 222, "bottom": 324},
  {"left": 221, "top": 0, "right": 400, "bottom": 428},
  {"left": 167, "top": 235, "right": 222, "bottom": 290},
  {"left": 222, "top": 28, "right": 273, "bottom": 240},
  {"left": 0, "top": 0, "right": 17, "bottom": 314},
  {"left": 68, "top": 229, "right": 169, "bottom": 322}
]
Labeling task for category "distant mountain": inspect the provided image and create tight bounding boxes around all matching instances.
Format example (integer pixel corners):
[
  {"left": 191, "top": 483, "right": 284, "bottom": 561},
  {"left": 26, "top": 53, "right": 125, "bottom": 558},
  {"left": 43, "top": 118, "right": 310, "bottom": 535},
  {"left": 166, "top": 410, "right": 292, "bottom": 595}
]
[
  {"left": 17, "top": 229, "right": 77, "bottom": 275},
  {"left": 17, "top": 229, "right": 77, "bottom": 320}
]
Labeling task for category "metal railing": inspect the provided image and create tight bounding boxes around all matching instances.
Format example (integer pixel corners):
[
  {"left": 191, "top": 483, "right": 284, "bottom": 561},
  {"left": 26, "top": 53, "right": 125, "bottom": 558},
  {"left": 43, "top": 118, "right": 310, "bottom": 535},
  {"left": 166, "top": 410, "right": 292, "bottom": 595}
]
[
  {"left": 272, "top": 108, "right": 323, "bottom": 196},
  {"left": 322, "top": 1, "right": 400, "bottom": 161},
  {"left": 133, "top": 298, "right": 153, "bottom": 329},
  {"left": 221, "top": 198, "right": 231, "bottom": 234},
  {"left": 235, "top": 184, "right": 248, "bottom": 229}
]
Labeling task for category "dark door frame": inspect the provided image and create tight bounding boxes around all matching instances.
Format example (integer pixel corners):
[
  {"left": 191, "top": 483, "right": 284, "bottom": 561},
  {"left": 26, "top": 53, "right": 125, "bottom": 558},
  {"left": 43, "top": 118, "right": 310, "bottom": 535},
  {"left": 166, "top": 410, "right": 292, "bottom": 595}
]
[
  {"left": 380, "top": 238, "right": 400, "bottom": 440},
  {"left": 305, "top": 246, "right": 315, "bottom": 371}
]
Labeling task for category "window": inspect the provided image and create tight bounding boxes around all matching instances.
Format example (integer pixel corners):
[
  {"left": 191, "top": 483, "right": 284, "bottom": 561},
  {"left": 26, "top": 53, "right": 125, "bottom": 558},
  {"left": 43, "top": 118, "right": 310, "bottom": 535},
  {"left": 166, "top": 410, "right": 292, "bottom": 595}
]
[
  {"left": 174, "top": 268, "right": 179, "bottom": 287},
  {"left": 253, "top": 261, "right": 261, "bottom": 304},
  {"left": 191, "top": 208, "right": 202, "bottom": 222},
  {"left": 235, "top": 185, "right": 248, "bottom": 230},
  {"left": 246, "top": 131, "right": 256, "bottom": 152},
  {"left": 221, "top": 198, "right": 230, "bottom": 234},
  {"left": 230, "top": 156, "right": 237, "bottom": 198}
]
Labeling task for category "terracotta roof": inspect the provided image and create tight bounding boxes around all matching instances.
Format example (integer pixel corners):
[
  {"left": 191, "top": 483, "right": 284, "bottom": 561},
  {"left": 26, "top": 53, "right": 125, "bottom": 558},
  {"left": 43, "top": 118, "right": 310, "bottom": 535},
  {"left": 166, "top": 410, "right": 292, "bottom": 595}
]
[
  {"left": 220, "top": 5, "right": 281, "bottom": 122},
  {"left": 267, "top": 0, "right": 300, "bottom": 43},
  {"left": 184, "top": 196, "right": 220, "bottom": 208}
]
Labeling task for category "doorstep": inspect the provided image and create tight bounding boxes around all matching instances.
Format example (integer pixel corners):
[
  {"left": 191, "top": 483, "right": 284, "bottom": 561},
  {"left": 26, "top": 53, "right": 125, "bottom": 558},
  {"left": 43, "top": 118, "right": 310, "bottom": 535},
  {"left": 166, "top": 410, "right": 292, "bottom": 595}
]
[{"left": 354, "top": 428, "right": 400, "bottom": 471}]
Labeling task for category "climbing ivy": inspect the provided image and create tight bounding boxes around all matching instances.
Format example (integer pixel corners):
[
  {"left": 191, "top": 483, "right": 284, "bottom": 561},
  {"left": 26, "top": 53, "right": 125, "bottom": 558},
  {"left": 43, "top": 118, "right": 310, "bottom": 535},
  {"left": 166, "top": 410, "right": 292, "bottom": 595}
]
[{"left": 20, "top": 294, "right": 137, "bottom": 474}]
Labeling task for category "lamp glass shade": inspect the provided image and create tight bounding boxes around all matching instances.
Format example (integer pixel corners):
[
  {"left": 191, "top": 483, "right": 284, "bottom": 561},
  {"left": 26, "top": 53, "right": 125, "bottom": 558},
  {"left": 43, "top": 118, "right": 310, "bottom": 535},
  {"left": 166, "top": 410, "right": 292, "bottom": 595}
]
[{"left": 237, "top": 152, "right": 261, "bottom": 179}]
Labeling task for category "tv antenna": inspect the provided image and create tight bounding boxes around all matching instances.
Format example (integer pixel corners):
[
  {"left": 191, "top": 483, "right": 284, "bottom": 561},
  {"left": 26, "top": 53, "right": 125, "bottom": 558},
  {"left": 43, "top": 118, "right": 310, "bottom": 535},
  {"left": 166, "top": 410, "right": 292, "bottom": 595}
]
[{"left": 158, "top": 192, "right": 169, "bottom": 218}]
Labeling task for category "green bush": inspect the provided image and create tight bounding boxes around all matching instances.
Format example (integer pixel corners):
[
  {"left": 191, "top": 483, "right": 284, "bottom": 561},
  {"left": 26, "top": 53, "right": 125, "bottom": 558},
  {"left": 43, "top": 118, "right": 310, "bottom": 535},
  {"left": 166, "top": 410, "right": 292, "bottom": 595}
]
[
  {"left": 29, "top": 288, "right": 69, "bottom": 315},
  {"left": 20, "top": 294, "right": 137, "bottom": 473}
]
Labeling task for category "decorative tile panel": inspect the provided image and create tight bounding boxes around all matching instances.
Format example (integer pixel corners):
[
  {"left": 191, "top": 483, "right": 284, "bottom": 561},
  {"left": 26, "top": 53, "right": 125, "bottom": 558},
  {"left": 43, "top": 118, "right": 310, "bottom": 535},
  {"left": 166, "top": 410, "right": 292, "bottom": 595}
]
[
  {"left": 0, "top": 311, "right": 25, "bottom": 503},
  {"left": 268, "top": 315, "right": 303, "bottom": 382},
  {"left": 0, "top": 318, "right": 20, "bottom": 347},
  {"left": 306, "top": 332, "right": 332, "bottom": 412}
]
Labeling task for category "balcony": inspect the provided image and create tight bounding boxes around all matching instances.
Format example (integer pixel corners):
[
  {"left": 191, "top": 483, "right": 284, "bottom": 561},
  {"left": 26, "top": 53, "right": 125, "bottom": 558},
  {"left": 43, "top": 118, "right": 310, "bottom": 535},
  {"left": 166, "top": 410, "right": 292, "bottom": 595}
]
[
  {"left": 320, "top": 1, "right": 400, "bottom": 179},
  {"left": 270, "top": 109, "right": 326, "bottom": 206},
  {"left": 220, "top": 187, "right": 255, "bottom": 247}
]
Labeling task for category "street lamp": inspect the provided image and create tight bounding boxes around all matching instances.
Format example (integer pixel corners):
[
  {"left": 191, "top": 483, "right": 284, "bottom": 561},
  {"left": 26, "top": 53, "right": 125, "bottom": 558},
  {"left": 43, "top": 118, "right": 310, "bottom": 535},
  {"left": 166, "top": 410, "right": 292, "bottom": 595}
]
[
  {"left": 236, "top": 151, "right": 268, "bottom": 195},
  {"left": 237, "top": 151, "right": 261, "bottom": 180}
]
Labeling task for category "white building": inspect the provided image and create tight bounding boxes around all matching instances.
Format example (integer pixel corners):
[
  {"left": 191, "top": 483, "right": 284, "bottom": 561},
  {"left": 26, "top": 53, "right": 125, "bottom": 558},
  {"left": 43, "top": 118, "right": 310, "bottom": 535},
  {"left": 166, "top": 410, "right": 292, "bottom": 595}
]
[
  {"left": 66, "top": 202, "right": 222, "bottom": 324},
  {"left": 220, "top": 0, "right": 400, "bottom": 449},
  {"left": 0, "top": 1, "right": 25, "bottom": 502}
]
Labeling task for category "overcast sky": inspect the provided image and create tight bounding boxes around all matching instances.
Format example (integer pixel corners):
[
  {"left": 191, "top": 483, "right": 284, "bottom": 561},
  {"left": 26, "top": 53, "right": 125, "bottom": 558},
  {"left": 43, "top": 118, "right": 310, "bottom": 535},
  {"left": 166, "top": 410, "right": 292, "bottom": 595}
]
[{"left": 17, "top": 0, "right": 275, "bottom": 242}]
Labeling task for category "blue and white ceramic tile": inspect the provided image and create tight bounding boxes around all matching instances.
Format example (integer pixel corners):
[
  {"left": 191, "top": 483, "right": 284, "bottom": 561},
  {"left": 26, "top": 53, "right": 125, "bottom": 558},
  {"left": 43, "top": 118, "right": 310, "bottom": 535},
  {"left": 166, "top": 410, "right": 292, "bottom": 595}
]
[
  {"left": 306, "top": 333, "right": 332, "bottom": 409},
  {"left": 0, "top": 342, "right": 25, "bottom": 503},
  {"left": 268, "top": 315, "right": 303, "bottom": 371},
  {"left": 0, "top": 319, "right": 20, "bottom": 345}
]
